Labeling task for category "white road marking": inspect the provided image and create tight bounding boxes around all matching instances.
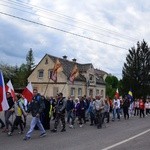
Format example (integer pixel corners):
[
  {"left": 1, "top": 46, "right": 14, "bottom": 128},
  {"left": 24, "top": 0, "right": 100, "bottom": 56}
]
[{"left": 102, "top": 128, "right": 150, "bottom": 150}]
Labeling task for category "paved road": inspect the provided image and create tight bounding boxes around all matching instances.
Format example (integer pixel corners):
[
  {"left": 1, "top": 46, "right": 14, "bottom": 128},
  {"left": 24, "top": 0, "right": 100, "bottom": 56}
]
[{"left": 0, "top": 114, "right": 150, "bottom": 150}]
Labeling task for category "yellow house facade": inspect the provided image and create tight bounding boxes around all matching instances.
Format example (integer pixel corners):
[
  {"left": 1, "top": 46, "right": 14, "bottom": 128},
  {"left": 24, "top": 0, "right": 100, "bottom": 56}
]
[{"left": 28, "top": 54, "right": 107, "bottom": 99}]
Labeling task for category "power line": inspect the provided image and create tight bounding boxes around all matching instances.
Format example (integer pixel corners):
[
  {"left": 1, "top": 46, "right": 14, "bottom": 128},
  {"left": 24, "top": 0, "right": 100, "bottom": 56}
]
[
  {"left": 0, "top": 4, "right": 133, "bottom": 43},
  {"left": 0, "top": 2, "right": 136, "bottom": 44},
  {"left": 0, "top": 11, "right": 129, "bottom": 50},
  {"left": 1, "top": 0, "right": 139, "bottom": 42}
]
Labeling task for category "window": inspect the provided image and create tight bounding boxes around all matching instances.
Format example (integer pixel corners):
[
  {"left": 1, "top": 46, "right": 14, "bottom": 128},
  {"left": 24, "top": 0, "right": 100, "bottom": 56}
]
[
  {"left": 89, "top": 74, "right": 94, "bottom": 81},
  {"left": 38, "top": 70, "right": 44, "bottom": 78},
  {"left": 96, "top": 89, "right": 99, "bottom": 96},
  {"left": 89, "top": 89, "right": 93, "bottom": 97},
  {"left": 45, "top": 58, "right": 48, "bottom": 64},
  {"left": 48, "top": 69, "right": 53, "bottom": 78},
  {"left": 78, "top": 88, "right": 82, "bottom": 96},
  {"left": 101, "top": 90, "right": 104, "bottom": 97},
  {"left": 71, "top": 88, "right": 75, "bottom": 96}
]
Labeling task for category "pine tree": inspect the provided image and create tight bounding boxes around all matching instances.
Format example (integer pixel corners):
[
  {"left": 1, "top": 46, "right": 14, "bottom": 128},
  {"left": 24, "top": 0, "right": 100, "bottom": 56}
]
[
  {"left": 26, "top": 48, "right": 35, "bottom": 78},
  {"left": 122, "top": 40, "right": 150, "bottom": 99}
]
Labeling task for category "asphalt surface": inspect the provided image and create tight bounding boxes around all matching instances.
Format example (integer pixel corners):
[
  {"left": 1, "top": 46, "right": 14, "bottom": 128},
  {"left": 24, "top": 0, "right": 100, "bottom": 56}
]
[{"left": 0, "top": 113, "right": 150, "bottom": 150}]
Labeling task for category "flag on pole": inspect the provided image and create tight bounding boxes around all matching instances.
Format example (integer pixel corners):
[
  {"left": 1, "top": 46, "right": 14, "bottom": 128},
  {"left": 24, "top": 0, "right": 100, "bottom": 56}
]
[
  {"left": 5, "top": 80, "right": 15, "bottom": 100},
  {"left": 69, "top": 64, "right": 79, "bottom": 84},
  {"left": 128, "top": 89, "right": 133, "bottom": 102},
  {"left": 0, "top": 71, "right": 9, "bottom": 111},
  {"left": 115, "top": 88, "right": 119, "bottom": 99},
  {"left": 22, "top": 82, "right": 33, "bottom": 102},
  {"left": 50, "top": 59, "right": 63, "bottom": 82}
]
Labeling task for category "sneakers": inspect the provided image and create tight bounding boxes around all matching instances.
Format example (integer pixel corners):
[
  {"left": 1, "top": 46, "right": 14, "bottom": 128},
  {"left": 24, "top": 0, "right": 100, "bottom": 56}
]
[
  {"left": 8, "top": 132, "right": 12, "bottom": 136},
  {"left": 69, "top": 125, "right": 74, "bottom": 128},
  {"left": 23, "top": 136, "right": 31, "bottom": 141},
  {"left": 79, "top": 124, "right": 83, "bottom": 128},
  {"left": 51, "top": 129, "right": 57, "bottom": 133},
  {"left": 40, "top": 132, "right": 46, "bottom": 137},
  {"left": 18, "top": 131, "right": 24, "bottom": 134},
  {"left": 60, "top": 128, "right": 66, "bottom": 132}
]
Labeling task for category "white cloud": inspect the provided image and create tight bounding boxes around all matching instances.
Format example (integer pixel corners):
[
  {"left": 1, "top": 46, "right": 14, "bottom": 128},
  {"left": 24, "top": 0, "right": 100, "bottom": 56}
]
[{"left": 0, "top": 0, "right": 150, "bottom": 79}]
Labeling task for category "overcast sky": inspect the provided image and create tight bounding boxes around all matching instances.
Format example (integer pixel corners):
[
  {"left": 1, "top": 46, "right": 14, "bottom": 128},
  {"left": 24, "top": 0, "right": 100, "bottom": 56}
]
[{"left": 0, "top": 0, "right": 150, "bottom": 79}]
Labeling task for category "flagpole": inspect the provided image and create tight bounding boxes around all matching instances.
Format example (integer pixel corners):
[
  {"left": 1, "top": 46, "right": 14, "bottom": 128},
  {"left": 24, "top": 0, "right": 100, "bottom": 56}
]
[
  {"left": 44, "top": 78, "right": 51, "bottom": 96},
  {"left": 61, "top": 81, "right": 68, "bottom": 93}
]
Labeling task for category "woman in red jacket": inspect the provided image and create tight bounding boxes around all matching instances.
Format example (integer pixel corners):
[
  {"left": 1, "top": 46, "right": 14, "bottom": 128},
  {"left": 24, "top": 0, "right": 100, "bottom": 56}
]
[{"left": 139, "top": 99, "right": 145, "bottom": 118}]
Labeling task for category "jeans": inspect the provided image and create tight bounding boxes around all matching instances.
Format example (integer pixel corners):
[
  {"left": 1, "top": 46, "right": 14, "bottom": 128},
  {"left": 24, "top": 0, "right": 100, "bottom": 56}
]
[
  {"left": 67, "top": 111, "right": 75, "bottom": 125},
  {"left": 67, "top": 110, "right": 72, "bottom": 123},
  {"left": 26, "top": 117, "right": 45, "bottom": 138},
  {"left": 89, "top": 112, "right": 95, "bottom": 124},
  {"left": 112, "top": 108, "right": 120, "bottom": 120},
  {"left": 4, "top": 110, "right": 13, "bottom": 129}
]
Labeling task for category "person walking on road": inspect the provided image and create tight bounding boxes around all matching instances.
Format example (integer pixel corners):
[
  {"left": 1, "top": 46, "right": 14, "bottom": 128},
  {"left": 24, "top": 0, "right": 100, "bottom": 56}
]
[
  {"left": 3, "top": 92, "right": 14, "bottom": 132},
  {"left": 94, "top": 96, "right": 105, "bottom": 129},
  {"left": 122, "top": 96, "right": 130, "bottom": 120},
  {"left": 51, "top": 92, "right": 66, "bottom": 132},
  {"left": 23, "top": 89, "right": 46, "bottom": 140},
  {"left": 8, "top": 94, "right": 27, "bottom": 136}
]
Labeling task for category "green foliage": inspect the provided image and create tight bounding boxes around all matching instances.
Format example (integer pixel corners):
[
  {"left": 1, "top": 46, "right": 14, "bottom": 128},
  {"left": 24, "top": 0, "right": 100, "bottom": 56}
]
[
  {"left": 122, "top": 40, "right": 150, "bottom": 99},
  {"left": 105, "top": 75, "right": 119, "bottom": 99},
  {"left": 0, "top": 48, "right": 35, "bottom": 89},
  {"left": 0, "top": 63, "right": 16, "bottom": 82},
  {"left": 26, "top": 48, "right": 35, "bottom": 78},
  {"left": 13, "top": 64, "right": 28, "bottom": 88}
]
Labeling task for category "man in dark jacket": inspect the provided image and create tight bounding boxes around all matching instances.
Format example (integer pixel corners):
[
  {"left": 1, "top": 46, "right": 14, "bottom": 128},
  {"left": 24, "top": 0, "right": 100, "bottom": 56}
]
[
  {"left": 23, "top": 89, "right": 46, "bottom": 140},
  {"left": 123, "top": 96, "right": 130, "bottom": 120},
  {"left": 66, "top": 96, "right": 75, "bottom": 124},
  {"left": 51, "top": 92, "right": 66, "bottom": 132}
]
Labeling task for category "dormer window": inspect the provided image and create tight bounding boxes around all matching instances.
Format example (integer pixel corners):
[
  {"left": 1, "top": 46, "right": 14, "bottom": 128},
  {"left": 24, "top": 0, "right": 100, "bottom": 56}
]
[
  {"left": 45, "top": 58, "right": 48, "bottom": 64},
  {"left": 38, "top": 69, "right": 44, "bottom": 78},
  {"left": 89, "top": 74, "right": 94, "bottom": 81}
]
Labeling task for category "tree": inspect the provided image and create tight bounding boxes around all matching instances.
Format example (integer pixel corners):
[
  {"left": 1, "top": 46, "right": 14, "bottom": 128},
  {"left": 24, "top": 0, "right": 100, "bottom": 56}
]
[
  {"left": 105, "top": 75, "right": 119, "bottom": 99},
  {"left": 0, "top": 48, "right": 35, "bottom": 89},
  {"left": 122, "top": 40, "right": 150, "bottom": 99},
  {"left": 26, "top": 48, "right": 35, "bottom": 78},
  {"left": 0, "top": 62, "right": 16, "bottom": 82},
  {"left": 13, "top": 63, "right": 28, "bottom": 88}
]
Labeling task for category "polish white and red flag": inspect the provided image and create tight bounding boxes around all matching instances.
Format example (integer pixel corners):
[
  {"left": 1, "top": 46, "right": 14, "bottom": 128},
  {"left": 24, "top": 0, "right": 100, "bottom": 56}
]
[
  {"left": 5, "top": 80, "right": 15, "bottom": 100},
  {"left": 0, "top": 71, "right": 9, "bottom": 111},
  {"left": 115, "top": 88, "right": 119, "bottom": 99},
  {"left": 22, "top": 82, "right": 33, "bottom": 102}
]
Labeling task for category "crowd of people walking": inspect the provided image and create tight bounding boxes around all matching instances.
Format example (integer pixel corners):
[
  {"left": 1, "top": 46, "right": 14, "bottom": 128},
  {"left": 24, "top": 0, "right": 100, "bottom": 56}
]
[{"left": 0, "top": 90, "right": 150, "bottom": 141}]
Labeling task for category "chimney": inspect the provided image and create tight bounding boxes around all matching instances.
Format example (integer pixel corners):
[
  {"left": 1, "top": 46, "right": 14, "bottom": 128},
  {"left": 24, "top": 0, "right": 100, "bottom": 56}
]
[
  {"left": 72, "top": 58, "right": 76, "bottom": 62},
  {"left": 63, "top": 55, "right": 67, "bottom": 60}
]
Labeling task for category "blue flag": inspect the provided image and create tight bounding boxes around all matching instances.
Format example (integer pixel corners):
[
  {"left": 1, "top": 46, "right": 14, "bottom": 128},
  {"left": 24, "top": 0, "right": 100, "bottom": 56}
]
[{"left": 128, "top": 89, "right": 133, "bottom": 103}]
